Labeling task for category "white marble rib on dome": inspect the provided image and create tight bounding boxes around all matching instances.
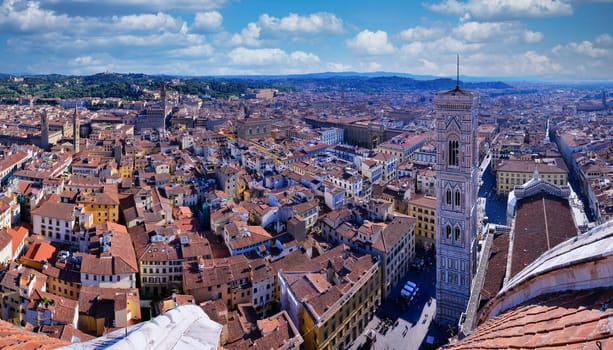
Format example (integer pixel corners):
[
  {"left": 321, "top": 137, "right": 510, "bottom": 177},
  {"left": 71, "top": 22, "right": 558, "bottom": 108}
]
[{"left": 59, "top": 304, "right": 222, "bottom": 350}]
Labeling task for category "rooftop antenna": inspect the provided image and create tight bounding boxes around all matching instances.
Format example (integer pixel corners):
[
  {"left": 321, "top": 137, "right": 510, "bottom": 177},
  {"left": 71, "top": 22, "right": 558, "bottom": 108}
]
[{"left": 456, "top": 54, "right": 460, "bottom": 89}]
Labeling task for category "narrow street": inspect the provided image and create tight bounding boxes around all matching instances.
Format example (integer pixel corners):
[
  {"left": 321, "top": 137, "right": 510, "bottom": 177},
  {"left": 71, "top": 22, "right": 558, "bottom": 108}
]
[
  {"left": 350, "top": 252, "right": 448, "bottom": 350},
  {"left": 479, "top": 159, "right": 507, "bottom": 226}
]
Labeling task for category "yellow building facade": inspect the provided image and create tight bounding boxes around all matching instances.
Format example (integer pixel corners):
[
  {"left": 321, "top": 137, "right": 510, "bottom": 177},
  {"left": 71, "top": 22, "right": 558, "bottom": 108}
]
[
  {"left": 496, "top": 160, "right": 568, "bottom": 196},
  {"left": 408, "top": 194, "right": 437, "bottom": 249},
  {"left": 300, "top": 263, "right": 380, "bottom": 350},
  {"left": 79, "top": 190, "right": 120, "bottom": 225}
]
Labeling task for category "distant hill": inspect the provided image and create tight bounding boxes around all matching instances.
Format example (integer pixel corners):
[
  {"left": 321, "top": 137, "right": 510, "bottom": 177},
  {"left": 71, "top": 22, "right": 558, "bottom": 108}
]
[{"left": 0, "top": 72, "right": 511, "bottom": 101}]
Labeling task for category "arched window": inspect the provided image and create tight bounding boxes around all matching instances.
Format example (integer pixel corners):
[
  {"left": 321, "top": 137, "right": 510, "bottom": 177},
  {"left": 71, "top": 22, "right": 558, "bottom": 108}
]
[
  {"left": 446, "top": 189, "right": 452, "bottom": 205},
  {"left": 455, "top": 190, "right": 461, "bottom": 207},
  {"left": 448, "top": 140, "right": 459, "bottom": 166},
  {"left": 455, "top": 227, "right": 461, "bottom": 241},
  {"left": 446, "top": 225, "right": 452, "bottom": 239}
]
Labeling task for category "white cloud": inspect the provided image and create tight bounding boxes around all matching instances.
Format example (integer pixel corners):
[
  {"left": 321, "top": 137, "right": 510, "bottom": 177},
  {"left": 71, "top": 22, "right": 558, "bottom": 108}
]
[
  {"left": 400, "top": 41, "right": 425, "bottom": 56},
  {"left": 426, "top": 0, "right": 573, "bottom": 20},
  {"left": 418, "top": 58, "right": 439, "bottom": 73},
  {"left": 363, "top": 61, "right": 382, "bottom": 71},
  {"left": 446, "top": 51, "right": 562, "bottom": 77},
  {"left": 230, "top": 22, "right": 261, "bottom": 47},
  {"left": 171, "top": 44, "right": 214, "bottom": 57},
  {"left": 399, "top": 26, "right": 444, "bottom": 41},
  {"left": 111, "top": 12, "right": 184, "bottom": 32},
  {"left": 227, "top": 47, "right": 320, "bottom": 66},
  {"left": 523, "top": 30, "right": 544, "bottom": 43},
  {"left": 347, "top": 30, "right": 396, "bottom": 55},
  {"left": 0, "top": 0, "right": 70, "bottom": 33},
  {"left": 70, "top": 55, "right": 102, "bottom": 66},
  {"left": 258, "top": 12, "right": 343, "bottom": 34},
  {"left": 0, "top": 1, "right": 191, "bottom": 37},
  {"left": 596, "top": 33, "right": 613, "bottom": 46},
  {"left": 453, "top": 21, "right": 512, "bottom": 42},
  {"left": 192, "top": 11, "right": 222, "bottom": 32},
  {"left": 41, "top": 0, "right": 228, "bottom": 11},
  {"left": 326, "top": 62, "right": 352, "bottom": 71},
  {"left": 453, "top": 21, "right": 543, "bottom": 43},
  {"left": 553, "top": 40, "right": 610, "bottom": 58},
  {"left": 430, "top": 36, "right": 483, "bottom": 53},
  {"left": 289, "top": 51, "right": 320, "bottom": 63}
]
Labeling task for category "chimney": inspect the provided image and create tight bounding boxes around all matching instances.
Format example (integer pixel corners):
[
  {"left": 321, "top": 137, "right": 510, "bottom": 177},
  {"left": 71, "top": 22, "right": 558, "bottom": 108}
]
[{"left": 325, "top": 260, "right": 334, "bottom": 284}]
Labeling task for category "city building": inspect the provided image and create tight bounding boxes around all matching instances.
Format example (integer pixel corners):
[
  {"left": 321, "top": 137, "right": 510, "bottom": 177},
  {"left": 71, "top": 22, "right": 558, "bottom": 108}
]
[
  {"left": 79, "top": 223, "right": 138, "bottom": 289},
  {"left": 371, "top": 152, "right": 397, "bottom": 184},
  {"left": 236, "top": 117, "right": 272, "bottom": 140},
  {"left": 361, "top": 159, "right": 383, "bottom": 185},
  {"left": 317, "top": 127, "right": 344, "bottom": 145},
  {"left": 278, "top": 245, "right": 380, "bottom": 350},
  {"left": 77, "top": 185, "right": 120, "bottom": 225},
  {"left": 0, "top": 264, "right": 47, "bottom": 325},
  {"left": 215, "top": 165, "right": 238, "bottom": 199},
  {"left": 435, "top": 81, "right": 480, "bottom": 325},
  {"left": 132, "top": 225, "right": 212, "bottom": 298},
  {"left": 182, "top": 254, "right": 252, "bottom": 307},
  {"left": 76, "top": 285, "right": 141, "bottom": 337},
  {"left": 31, "top": 199, "right": 92, "bottom": 247},
  {"left": 495, "top": 158, "right": 568, "bottom": 196},
  {"left": 408, "top": 193, "right": 437, "bottom": 249},
  {"left": 223, "top": 221, "right": 272, "bottom": 257}
]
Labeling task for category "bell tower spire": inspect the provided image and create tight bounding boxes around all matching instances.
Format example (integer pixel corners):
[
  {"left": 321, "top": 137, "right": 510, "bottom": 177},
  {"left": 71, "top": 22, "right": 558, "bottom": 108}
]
[{"left": 456, "top": 54, "right": 460, "bottom": 89}]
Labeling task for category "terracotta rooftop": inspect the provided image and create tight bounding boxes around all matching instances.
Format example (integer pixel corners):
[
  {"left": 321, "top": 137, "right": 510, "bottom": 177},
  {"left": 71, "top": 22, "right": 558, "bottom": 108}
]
[
  {"left": 23, "top": 238, "right": 56, "bottom": 262},
  {"left": 511, "top": 193, "right": 578, "bottom": 278},
  {"left": 446, "top": 289, "right": 613, "bottom": 350},
  {"left": 31, "top": 200, "right": 76, "bottom": 222},
  {"left": 0, "top": 319, "right": 68, "bottom": 349},
  {"left": 480, "top": 232, "right": 509, "bottom": 301}
]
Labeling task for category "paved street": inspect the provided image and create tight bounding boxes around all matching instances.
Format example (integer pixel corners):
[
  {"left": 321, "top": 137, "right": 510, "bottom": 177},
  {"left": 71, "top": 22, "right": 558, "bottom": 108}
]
[
  {"left": 479, "top": 160, "right": 507, "bottom": 226},
  {"left": 350, "top": 252, "right": 448, "bottom": 350}
]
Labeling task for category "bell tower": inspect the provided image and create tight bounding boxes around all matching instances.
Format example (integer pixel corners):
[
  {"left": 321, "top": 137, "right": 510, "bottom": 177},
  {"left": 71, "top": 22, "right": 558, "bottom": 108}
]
[
  {"left": 435, "top": 56, "right": 479, "bottom": 326},
  {"left": 73, "top": 104, "right": 80, "bottom": 154},
  {"left": 40, "top": 110, "right": 49, "bottom": 151}
]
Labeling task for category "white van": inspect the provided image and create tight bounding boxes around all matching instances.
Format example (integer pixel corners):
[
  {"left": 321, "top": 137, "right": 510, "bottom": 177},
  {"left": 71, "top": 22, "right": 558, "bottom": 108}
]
[{"left": 404, "top": 280, "right": 417, "bottom": 290}]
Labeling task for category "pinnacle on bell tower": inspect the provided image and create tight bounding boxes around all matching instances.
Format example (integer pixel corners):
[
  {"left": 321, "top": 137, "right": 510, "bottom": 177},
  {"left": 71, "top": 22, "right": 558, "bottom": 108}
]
[{"left": 434, "top": 55, "right": 480, "bottom": 326}]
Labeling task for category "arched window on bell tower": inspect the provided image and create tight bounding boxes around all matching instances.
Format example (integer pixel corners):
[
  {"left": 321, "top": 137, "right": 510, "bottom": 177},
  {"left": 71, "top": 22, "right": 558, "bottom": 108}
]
[
  {"left": 446, "top": 225, "right": 452, "bottom": 240},
  {"left": 446, "top": 188, "right": 452, "bottom": 205},
  {"left": 455, "top": 226, "right": 461, "bottom": 241},
  {"left": 455, "top": 190, "right": 461, "bottom": 207},
  {"left": 448, "top": 139, "right": 459, "bottom": 166}
]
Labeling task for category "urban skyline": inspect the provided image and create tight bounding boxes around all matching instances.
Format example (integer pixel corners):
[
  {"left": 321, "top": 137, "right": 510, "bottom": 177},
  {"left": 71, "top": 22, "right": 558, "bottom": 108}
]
[
  {"left": 0, "top": 0, "right": 612, "bottom": 79},
  {"left": 0, "top": 1, "right": 611, "bottom": 349}
]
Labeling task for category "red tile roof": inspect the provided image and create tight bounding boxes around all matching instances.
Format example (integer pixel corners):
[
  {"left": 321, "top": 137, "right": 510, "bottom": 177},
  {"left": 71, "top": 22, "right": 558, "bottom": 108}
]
[
  {"left": 446, "top": 289, "right": 613, "bottom": 350},
  {"left": 23, "top": 238, "right": 56, "bottom": 262},
  {"left": 511, "top": 194, "right": 577, "bottom": 278},
  {"left": 0, "top": 319, "right": 68, "bottom": 349},
  {"left": 7, "top": 225, "right": 29, "bottom": 256},
  {"left": 480, "top": 232, "right": 509, "bottom": 301}
]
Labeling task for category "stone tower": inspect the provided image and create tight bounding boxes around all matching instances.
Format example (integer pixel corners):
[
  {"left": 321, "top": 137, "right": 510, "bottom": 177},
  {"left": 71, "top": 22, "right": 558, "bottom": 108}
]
[
  {"left": 40, "top": 110, "right": 49, "bottom": 151},
  {"left": 434, "top": 71, "right": 479, "bottom": 326},
  {"left": 73, "top": 104, "right": 80, "bottom": 154},
  {"left": 160, "top": 81, "right": 167, "bottom": 131}
]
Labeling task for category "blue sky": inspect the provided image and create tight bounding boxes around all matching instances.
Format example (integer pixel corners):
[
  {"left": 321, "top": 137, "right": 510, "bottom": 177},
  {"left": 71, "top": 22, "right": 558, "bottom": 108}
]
[{"left": 0, "top": 0, "right": 611, "bottom": 79}]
